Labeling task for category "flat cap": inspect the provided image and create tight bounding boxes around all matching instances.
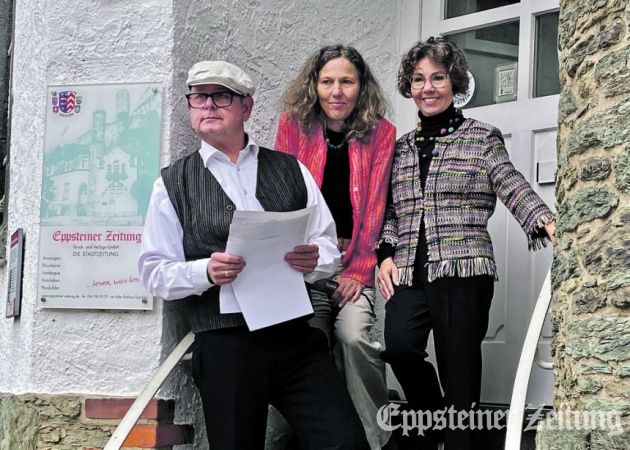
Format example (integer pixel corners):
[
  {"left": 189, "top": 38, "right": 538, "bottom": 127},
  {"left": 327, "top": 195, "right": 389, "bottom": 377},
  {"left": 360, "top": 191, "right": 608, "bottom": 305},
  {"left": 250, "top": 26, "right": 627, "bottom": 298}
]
[{"left": 186, "top": 61, "right": 255, "bottom": 96}]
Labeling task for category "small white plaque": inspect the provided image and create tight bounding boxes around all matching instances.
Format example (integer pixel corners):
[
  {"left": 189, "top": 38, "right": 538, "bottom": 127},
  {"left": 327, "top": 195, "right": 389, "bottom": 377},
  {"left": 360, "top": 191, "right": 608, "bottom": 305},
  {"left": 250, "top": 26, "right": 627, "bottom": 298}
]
[{"left": 537, "top": 160, "right": 557, "bottom": 184}]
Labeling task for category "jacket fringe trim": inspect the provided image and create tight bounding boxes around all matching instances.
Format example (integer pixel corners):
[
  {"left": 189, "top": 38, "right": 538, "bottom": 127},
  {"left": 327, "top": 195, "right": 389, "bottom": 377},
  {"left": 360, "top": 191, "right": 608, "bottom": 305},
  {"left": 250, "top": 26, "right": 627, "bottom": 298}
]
[
  {"left": 398, "top": 257, "right": 499, "bottom": 285},
  {"left": 398, "top": 266, "right": 415, "bottom": 286},
  {"left": 526, "top": 213, "right": 555, "bottom": 251},
  {"left": 426, "top": 257, "right": 498, "bottom": 283}
]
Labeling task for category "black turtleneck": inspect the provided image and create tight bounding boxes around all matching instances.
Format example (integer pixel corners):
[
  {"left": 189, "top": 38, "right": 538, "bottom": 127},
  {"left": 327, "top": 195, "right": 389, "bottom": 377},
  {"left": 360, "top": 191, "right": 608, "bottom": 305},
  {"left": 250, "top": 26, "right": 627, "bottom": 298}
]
[
  {"left": 377, "top": 103, "right": 464, "bottom": 284},
  {"left": 320, "top": 128, "right": 353, "bottom": 240},
  {"left": 415, "top": 103, "right": 464, "bottom": 191}
]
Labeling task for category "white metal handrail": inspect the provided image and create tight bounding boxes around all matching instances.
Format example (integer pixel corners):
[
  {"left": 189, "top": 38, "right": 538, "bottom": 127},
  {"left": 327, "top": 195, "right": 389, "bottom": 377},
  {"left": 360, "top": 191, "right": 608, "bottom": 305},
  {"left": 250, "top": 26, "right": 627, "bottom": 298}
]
[
  {"left": 103, "top": 331, "right": 195, "bottom": 450},
  {"left": 504, "top": 270, "right": 552, "bottom": 450},
  {"left": 535, "top": 346, "right": 553, "bottom": 370}
]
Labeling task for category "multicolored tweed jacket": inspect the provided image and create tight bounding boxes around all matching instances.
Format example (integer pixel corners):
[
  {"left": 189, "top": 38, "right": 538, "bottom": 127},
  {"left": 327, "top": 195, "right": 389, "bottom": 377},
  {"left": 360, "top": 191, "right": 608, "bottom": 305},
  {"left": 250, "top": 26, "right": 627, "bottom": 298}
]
[
  {"left": 378, "top": 118, "right": 554, "bottom": 284},
  {"left": 275, "top": 112, "right": 396, "bottom": 287}
]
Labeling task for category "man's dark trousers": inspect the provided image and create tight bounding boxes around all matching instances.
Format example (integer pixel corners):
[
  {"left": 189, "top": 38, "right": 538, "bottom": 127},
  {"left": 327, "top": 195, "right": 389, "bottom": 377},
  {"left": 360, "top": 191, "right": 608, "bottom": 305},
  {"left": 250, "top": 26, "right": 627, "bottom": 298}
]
[{"left": 192, "top": 318, "right": 370, "bottom": 450}]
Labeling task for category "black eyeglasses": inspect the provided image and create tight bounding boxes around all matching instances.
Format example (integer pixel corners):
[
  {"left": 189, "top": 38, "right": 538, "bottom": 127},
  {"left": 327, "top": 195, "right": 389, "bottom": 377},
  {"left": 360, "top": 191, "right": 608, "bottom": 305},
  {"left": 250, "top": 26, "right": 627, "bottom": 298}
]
[
  {"left": 410, "top": 72, "right": 449, "bottom": 90},
  {"left": 186, "top": 91, "right": 240, "bottom": 109}
]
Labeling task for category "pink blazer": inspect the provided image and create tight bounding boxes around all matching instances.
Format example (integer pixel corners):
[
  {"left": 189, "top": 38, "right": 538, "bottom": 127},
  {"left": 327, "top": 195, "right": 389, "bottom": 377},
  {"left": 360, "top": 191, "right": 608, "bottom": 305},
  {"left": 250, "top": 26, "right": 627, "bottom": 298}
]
[{"left": 275, "top": 112, "right": 396, "bottom": 287}]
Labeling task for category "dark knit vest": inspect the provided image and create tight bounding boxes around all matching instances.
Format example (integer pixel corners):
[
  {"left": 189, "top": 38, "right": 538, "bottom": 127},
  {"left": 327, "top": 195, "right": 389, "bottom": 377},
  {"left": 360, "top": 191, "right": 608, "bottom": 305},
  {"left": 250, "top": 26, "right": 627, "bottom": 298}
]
[{"left": 161, "top": 147, "right": 308, "bottom": 332}]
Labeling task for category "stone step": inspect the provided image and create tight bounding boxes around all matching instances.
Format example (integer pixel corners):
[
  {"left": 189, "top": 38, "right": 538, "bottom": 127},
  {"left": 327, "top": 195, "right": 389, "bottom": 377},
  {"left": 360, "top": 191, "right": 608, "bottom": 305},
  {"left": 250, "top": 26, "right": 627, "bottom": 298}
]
[
  {"left": 84, "top": 398, "right": 175, "bottom": 422},
  {"left": 83, "top": 397, "right": 193, "bottom": 448}
]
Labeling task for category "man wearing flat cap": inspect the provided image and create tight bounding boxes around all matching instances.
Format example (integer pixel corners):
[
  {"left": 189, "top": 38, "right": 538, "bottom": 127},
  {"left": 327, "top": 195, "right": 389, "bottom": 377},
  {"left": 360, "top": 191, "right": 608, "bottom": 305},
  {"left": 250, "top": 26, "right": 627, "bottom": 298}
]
[{"left": 139, "top": 61, "right": 369, "bottom": 449}]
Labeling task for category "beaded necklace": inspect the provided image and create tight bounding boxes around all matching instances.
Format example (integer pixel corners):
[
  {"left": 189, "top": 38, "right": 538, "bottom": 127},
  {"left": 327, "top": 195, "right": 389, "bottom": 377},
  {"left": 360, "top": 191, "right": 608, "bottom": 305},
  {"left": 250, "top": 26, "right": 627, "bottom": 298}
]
[
  {"left": 323, "top": 118, "right": 347, "bottom": 150},
  {"left": 415, "top": 105, "right": 464, "bottom": 156}
]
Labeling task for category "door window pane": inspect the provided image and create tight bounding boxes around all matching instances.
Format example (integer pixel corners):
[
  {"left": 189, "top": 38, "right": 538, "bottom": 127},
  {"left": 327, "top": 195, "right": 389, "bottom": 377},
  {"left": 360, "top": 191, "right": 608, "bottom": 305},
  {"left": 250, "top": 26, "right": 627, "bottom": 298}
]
[
  {"left": 447, "top": 22, "right": 519, "bottom": 108},
  {"left": 446, "top": 0, "right": 519, "bottom": 19},
  {"left": 534, "top": 12, "right": 560, "bottom": 97}
]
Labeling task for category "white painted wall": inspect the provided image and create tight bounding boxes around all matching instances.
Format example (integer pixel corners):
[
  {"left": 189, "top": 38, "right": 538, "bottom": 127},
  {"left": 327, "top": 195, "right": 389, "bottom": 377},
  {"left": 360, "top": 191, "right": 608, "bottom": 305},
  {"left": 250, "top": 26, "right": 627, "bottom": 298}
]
[
  {"left": 0, "top": 0, "right": 174, "bottom": 395},
  {"left": 0, "top": 0, "right": 401, "bottom": 447},
  {"left": 169, "top": 0, "right": 401, "bottom": 157}
]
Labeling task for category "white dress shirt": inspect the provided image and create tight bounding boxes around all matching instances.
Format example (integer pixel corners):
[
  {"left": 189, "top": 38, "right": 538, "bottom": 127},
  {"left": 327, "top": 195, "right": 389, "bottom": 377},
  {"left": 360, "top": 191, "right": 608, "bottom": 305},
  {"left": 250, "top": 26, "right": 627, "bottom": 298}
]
[{"left": 138, "top": 137, "right": 340, "bottom": 300}]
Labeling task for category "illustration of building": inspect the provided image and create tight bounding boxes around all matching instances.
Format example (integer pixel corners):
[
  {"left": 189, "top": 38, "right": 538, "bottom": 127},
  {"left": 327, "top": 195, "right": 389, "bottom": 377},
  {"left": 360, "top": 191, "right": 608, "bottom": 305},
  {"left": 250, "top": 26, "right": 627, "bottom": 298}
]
[{"left": 42, "top": 88, "right": 159, "bottom": 226}]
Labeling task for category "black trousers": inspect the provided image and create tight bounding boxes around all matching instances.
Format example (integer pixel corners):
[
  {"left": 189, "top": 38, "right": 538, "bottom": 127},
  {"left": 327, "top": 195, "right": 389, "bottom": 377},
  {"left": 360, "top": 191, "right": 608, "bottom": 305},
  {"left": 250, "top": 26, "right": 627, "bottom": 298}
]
[
  {"left": 382, "top": 276, "right": 494, "bottom": 450},
  {"left": 192, "top": 319, "right": 369, "bottom": 450}
]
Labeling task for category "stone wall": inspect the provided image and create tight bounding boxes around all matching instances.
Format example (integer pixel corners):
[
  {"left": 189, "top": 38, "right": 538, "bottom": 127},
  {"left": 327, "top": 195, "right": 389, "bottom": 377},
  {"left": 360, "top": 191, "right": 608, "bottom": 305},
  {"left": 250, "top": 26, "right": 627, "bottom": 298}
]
[
  {"left": 0, "top": 394, "right": 191, "bottom": 450},
  {"left": 0, "top": 394, "right": 108, "bottom": 450},
  {"left": 538, "top": 0, "right": 630, "bottom": 448}
]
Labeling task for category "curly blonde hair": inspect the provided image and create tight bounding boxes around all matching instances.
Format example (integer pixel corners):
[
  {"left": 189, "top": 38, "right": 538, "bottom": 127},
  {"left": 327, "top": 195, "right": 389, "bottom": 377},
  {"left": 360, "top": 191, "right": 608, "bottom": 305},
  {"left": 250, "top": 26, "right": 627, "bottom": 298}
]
[{"left": 281, "top": 45, "right": 390, "bottom": 142}]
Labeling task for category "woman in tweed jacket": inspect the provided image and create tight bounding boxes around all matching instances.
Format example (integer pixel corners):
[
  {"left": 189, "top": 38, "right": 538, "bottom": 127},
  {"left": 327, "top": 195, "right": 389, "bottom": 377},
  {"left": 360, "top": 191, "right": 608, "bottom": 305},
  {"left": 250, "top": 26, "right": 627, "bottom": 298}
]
[
  {"left": 274, "top": 45, "right": 396, "bottom": 450},
  {"left": 376, "top": 38, "right": 555, "bottom": 450}
]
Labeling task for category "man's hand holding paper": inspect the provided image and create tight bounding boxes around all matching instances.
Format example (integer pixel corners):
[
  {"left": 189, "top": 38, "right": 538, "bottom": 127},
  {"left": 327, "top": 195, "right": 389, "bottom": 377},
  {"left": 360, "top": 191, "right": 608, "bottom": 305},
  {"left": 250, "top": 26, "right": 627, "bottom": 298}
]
[
  {"left": 284, "top": 244, "right": 319, "bottom": 274},
  {"left": 219, "top": 206, "right": 337, "bottom": 330},
  {"left": 207, "top": 252, "right": 246, "bottom": 285}
]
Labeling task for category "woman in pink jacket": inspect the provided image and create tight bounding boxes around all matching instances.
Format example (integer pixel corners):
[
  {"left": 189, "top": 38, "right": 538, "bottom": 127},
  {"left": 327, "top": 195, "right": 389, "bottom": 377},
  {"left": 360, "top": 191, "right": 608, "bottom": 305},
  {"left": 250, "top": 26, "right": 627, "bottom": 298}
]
[{"left": 275, "top": 45, "right": 396, "bottom": 450}]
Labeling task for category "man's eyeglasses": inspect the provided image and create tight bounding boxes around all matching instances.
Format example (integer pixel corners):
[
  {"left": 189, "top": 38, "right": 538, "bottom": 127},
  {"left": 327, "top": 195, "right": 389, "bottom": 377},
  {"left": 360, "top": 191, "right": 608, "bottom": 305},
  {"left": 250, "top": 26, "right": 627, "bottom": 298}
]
[
  {"left": 410, "top": 72, "right": 449, "bottom": 90},
  {"left": 186, "top": 91, "right": 240, "bottom": 109}
]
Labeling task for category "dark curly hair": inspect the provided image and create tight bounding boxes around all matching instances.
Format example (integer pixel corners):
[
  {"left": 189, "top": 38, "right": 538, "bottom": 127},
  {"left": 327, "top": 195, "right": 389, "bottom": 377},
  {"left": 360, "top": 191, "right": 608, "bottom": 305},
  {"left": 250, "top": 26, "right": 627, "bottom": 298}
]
[
  {"left": 397, "top": 36, "right": 469, "bottom": 98},
  {"left": 282, "top": 44, "right": 390, "bottom": 142}
]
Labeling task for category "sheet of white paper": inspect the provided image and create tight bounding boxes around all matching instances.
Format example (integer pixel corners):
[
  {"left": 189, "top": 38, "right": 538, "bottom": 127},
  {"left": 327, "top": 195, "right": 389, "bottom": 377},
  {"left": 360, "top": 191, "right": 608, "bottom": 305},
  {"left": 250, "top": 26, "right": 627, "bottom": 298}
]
[
  {"left": 219, "top": 283, "right": 241, "bottom": 313},
  {"left": 220, "top": 207, "right": 316, "bottom": 330},
  {"left": 220, "top": 208, "right": 313, "bottom": 314}
]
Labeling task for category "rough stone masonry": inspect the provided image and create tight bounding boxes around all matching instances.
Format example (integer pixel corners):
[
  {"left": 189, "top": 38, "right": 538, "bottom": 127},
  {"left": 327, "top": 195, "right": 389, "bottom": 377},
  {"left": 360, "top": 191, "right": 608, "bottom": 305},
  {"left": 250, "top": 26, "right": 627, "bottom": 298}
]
[{"left": 538, "top": 0, "right": 630, "bottom": 449}]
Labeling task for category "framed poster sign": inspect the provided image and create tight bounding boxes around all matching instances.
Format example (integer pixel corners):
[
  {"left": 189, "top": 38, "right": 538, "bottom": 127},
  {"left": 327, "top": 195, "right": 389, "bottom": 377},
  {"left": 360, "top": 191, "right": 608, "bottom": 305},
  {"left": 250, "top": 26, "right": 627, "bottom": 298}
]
[
  {"left": 6, "top": 228, "right": 25, "bottom": 318},
  {"left": 38, "top": 83, "right": 162, "bottom": 310},
  {"left": 494, "top": 62, "right": 518, "bottom": 103}
]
